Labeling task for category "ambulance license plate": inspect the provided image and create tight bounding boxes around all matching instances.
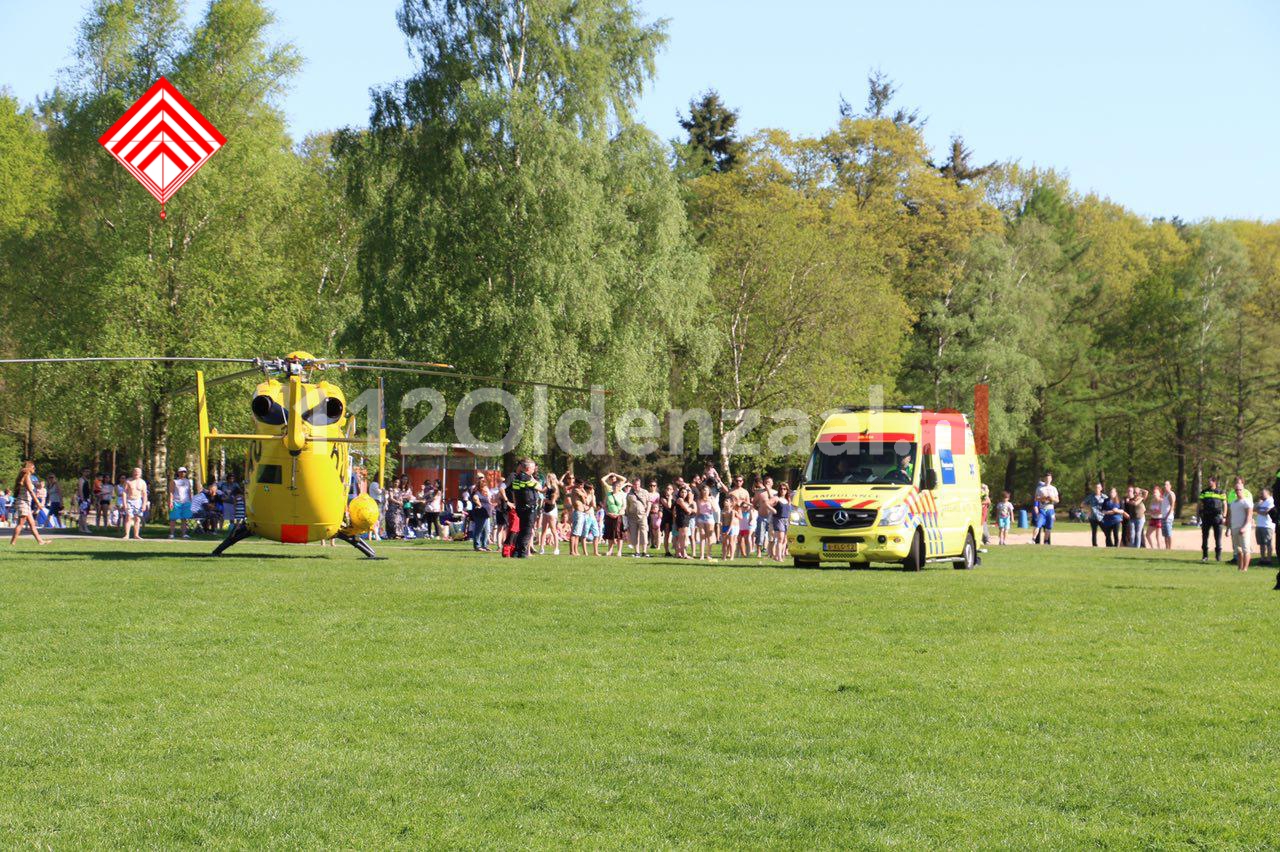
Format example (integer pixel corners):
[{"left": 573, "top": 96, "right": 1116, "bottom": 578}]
[{"left": 823, "top": 541, "right": 858, "bottom": 553}]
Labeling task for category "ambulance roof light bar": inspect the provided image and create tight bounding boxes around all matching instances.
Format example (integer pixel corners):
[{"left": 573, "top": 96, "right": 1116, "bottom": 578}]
[{"left": 837, "top": 405, "right": 925, "bottom": 412}]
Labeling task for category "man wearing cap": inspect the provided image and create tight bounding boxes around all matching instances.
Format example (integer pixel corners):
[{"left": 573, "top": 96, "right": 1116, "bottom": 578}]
[
  {"left": 506, "top": 459, "right": 541, "bottom": 558},
  {"left": 169, "top": 466, "right": 194, "bottom": 539}
]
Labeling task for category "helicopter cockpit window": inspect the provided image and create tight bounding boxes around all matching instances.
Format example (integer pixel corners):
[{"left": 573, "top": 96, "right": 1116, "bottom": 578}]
[
  {"left": 302, "top": 397, "right": 344, "bottom": 426},
  {"left": 251, "top": 395, "right": 287, "bottom": 425},
  {"left": 257, "top": 464, "right": 282, "bottom": 484}
]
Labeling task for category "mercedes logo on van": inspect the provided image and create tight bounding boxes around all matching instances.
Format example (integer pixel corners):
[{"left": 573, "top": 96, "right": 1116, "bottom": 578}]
[{"left": 833, "top": 510, "right": 849, "bottom": 526}]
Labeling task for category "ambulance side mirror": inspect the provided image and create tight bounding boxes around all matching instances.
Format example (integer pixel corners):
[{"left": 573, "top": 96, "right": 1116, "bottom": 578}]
[{"left": 923, "top": 467, "right": 939, "bottom": 491}]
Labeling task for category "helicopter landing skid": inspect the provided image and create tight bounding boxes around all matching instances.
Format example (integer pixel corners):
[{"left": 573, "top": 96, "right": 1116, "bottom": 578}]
[
  {"left": 212, "top": 523, "right": 252, "bottom": 556},
  {"left": 336, "top": 533, "right": 378, "bottom": 559}
]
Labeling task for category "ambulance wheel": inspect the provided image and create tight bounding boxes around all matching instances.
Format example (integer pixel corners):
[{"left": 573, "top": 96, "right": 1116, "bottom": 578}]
[
  {"left": 953, "top": 530, "right": 977, "bottom": 570},
  {"left": 793, "top": 557, "right": 819, "bottom": 569},
  {"left": 903, "top": 530, "right": 925, "bottom": 572}
]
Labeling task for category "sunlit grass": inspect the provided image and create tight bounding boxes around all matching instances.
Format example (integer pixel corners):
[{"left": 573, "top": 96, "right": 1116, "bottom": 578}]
[{"left": 1, "top": 539, "right": 1276, "bottom": 846}]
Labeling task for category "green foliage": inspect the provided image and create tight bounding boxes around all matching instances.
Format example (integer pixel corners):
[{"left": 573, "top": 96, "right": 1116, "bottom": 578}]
[
  {"left": 685, "top": 134, "right": 908, "bottom": 472},
  {"left": 899, "top": 220, "right": 1061, "bottom": 455},
  {"left": 0, "top": 0, "right": 349, "bottom": 483},
  {"left": 341, "top": 0, "right": 707, "bottom": 457},
  {"left": 0, "top": 94, "right": 57, "bottom": 240},
  {"left": 1, "top": 2, "right": 1277, "bottom": 502},
  {"left": 0, "top": 434, "right": 22, "bottom": 483}
]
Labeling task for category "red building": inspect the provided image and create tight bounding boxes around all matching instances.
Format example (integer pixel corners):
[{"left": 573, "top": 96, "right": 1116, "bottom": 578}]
[{"left": 399, "top": 443, "right": 500, "bottom": 502}]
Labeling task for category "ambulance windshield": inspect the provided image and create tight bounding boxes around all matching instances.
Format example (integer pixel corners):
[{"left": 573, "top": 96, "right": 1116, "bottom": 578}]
[{"left": 804, "top": 441, "right": 918, "bottom": 486}]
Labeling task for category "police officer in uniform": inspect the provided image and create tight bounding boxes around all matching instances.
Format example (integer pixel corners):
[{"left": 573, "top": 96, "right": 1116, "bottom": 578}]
[
  {"left": 1272, "top": 467, "right": 1280, "bottom": 590},
  {"left": 507, "top": 458, "right": 542, "bottom": 558},
  {"left": 1197, "top": 476, "right": 1227, "bottom": 563}
]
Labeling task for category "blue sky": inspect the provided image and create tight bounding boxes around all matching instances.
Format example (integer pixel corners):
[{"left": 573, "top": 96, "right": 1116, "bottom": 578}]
[{"left": 3, "top": 0, "right": 1277, "bottom": 220}]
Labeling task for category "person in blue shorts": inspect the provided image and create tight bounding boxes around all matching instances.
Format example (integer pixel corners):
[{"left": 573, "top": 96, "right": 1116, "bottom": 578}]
[
  {"left": 996, "top": 491, "right": 1014, "bottom": 545},
  {"left": 1033, "top": 472, "right": 1060, "bottom": 545}
]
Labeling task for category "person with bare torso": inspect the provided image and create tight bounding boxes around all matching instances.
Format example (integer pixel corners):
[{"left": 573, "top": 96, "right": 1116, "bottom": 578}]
[
  {"left": 752, "top": 476, "right": 777, "bottom": 558},
  {"left": 569, "top": 478, "right": 597, "bottom": 556},
  {"left": 122, "top": 468, "right": 149, "bottom": 541}
]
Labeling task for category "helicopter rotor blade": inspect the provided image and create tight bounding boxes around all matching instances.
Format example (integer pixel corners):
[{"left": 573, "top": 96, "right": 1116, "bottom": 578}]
[
  {"left": 333, "top": 363, "right": 605, "bottom": 395},
  {"left": 168, "top": 367, "right": 268, "bottom": 398},
  {"left": 0, "top": 356, "right": 259, "bottom": 366},
  {"left": 320, "top": 358, "right": 457, "bottom": 370}
]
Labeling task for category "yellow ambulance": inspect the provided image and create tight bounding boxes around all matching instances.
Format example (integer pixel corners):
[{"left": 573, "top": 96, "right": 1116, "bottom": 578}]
[{"left": 787, "top": 406, "right": 983, "bottom": 570}]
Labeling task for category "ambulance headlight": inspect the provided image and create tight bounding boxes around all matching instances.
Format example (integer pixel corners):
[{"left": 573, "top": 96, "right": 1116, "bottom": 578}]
[
  {"left": 879, "top": 505, "right": 907, "bottom": 526},
  {"left": 792, "top": 511, "right": 807, "bottom": 526}
]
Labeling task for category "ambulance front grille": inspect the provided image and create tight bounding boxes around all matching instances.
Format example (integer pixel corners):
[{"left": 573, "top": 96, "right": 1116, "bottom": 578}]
[{"left": 807, "top": 508, "right": 876, "bottom": 529}]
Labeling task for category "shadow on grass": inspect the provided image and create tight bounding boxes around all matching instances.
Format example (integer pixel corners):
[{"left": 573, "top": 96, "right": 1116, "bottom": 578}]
[{"left": 11, "top": 548, "right": 323, "bottom": 561}]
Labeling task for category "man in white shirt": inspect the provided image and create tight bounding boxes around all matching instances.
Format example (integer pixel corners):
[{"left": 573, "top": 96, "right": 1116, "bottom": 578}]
[
  {"left": 1253, "top": 488, "right": 1273, "bottom": 566},
  {"left": 1034, "top": 472, "right": 1060, "bottom": 545},
  {"left": 1228, "top": 482, "right": 1254, "bottom": 573},
  {"left": 1163, "top": 479, "right": 1178, "bottom": 544},
  {"left": 169, "top": 466, "right": 193, "bottom": 539}
]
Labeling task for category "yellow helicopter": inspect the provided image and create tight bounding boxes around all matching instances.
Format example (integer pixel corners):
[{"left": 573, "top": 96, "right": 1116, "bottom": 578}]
[{"left": 0, "top": 352, "right": 592, "bottom": 557}]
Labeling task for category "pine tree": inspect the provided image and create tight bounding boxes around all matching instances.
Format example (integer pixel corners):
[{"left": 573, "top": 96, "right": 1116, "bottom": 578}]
[{"left": 677, "top": 90, "right": 744, "bottom": 175}]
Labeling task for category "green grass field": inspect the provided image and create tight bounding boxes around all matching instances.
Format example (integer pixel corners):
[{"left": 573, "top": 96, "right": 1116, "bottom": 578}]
[{"left": 1, "top": 538, "right": 1277, "bottom": 847}]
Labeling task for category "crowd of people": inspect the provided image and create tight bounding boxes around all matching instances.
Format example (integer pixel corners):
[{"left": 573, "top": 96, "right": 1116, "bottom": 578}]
[
  {"left": 0, "top": 461, "right": 248, "bottom": 543},
  {"left": 6, "top": 455, "right": 1278, "bottom": 579},
  {"left": 1098, "top": 474, "right": 1277, "bottom": 571},
  {"left": 373, "top": 463, "right": 795, "bottom": 562},
  {"left": 976, "top": 469, "right": 1279, "bottom": 572}
]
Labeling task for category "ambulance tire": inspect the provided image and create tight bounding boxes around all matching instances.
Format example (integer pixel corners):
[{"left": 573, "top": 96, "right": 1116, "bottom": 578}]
[
  {"left": 903, "top": 530, "right": 925, "bottom": 572},
  {"left": 953, "top": 530, "right": 977, "bottom": 570}
]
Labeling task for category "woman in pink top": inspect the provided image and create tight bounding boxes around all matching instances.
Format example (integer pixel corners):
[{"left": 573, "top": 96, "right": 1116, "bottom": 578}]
[{"left": 1143, "top": 485, "right": 1167, "bottom": 549}]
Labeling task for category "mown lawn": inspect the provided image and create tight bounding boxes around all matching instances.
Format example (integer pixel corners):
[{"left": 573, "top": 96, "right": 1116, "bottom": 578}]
[{"left": 0, "top": 538, "right": 1276, "bottom": 847}]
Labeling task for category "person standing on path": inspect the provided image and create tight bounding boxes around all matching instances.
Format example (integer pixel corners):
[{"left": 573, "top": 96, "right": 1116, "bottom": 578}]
[
  {"left": 625, "top": 477, "right": 653, "bottom": 557},
  {"left": 600, "top": 472, "right": 627, "bottom": 557},
  {"left": 8, "top": 461, "right": 49, "bottom": 546},
  {"left": 1197, "top": 476, "right": 1227, "bottom": 563},
  {"left": 121, "top": 468, "right": 149, "bottom": 541},
  {"left": 1144, "top": 485, "right": 1168, "bottom": 550},
  {"left": 1083, "top": 482, "right": 1107, "bottom": 547},
  {"left": 1034, "top": 473, "right": 1059, "bottom": 546},
  {"left": 1254, "top": 488, "right": 1274, "bottom": 567},
  {"left": 1124, "top": 486, "right": 1148, "bottom": 548},
  {"left": 169, "top": 466, "right": 194, "bottom": 539},
  {"left": 1228, "top": 481, "right": 1254, "bottom": 573},
  {"left": 76, "top": 468, "right": 93, "bottom": 533},
  {"left": 1101, "top": 487, "right": 1124, "bottom": 547}
]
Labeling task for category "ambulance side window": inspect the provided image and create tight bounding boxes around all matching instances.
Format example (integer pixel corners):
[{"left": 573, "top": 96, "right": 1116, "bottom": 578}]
[{"left": 921, "top": 447, "right": 939, "bottom": 490}]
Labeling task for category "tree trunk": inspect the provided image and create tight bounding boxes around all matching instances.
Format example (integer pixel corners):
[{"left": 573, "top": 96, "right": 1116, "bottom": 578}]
[
  {"left": 717, "top": 421, "right": 732, "bottom": 482},
  {"left": 1003, "top": 451, "right": 1018, "bottom": 499},
  {"left": 1125, "top": 424, "right": 1135, "bottom": 486},
  {"left": 1090, "top": 377, "right": 1102, "bottom": 486},
  {"left": 149, "top": 399, "right": 169, "bottom": 513},
  {"left": 1174, "top": 413, "right": 1187, "bottom": 519}
]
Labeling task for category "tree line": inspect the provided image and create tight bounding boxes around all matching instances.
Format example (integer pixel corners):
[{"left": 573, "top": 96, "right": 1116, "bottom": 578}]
[{"left": 0, "top": 0, "right": 1276, "bottom": 511}]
